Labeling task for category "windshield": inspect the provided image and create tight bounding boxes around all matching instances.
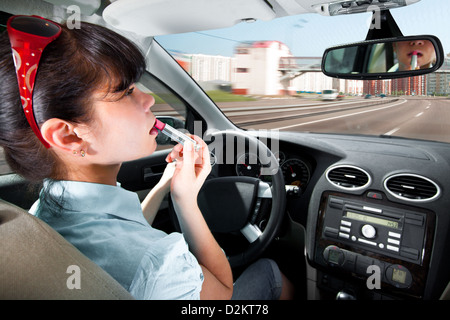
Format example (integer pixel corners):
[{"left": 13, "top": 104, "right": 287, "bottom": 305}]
[{"left": 156, "top": 0, "right": 450, "bottom": 144}]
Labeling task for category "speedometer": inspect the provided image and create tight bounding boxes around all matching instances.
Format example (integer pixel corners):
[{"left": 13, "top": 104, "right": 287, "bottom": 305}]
[{"left": 281, "top": 158, "right": 310, "bottom": 187}]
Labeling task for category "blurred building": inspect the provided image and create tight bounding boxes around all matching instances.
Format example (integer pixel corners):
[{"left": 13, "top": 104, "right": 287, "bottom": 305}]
[
  {"left": 391, "top": 76, "right": 426, "bottom": 96},
  {"left": 281, "top": 56, "right": 333, "bottom": 94},
  {"left": 426, "top": 54, "right": 450, "bottom": 95},
  {"left": 232, "top": 41, "right": 292, "bottom": 95},
  {"left": 171, "top": 43, "right": 450, "bottom": 97},
  {"left": 171, "top": 50, "right": 236, "bottom": 90},
  {"left": 359, "top": 54, "right": 450, "bottom": 96},
  {"left": 363, "top": 77, "right": 427, "bottom": 96}
]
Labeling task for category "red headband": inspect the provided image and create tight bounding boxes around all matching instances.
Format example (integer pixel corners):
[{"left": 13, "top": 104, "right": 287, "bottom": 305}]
[{"left": 7, "top": 15, "right": 62, "bottom": 148}]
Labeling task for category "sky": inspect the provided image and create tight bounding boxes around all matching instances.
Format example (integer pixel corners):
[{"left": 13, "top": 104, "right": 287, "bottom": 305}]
[{"left": 155, "top": 0, "right": 450, "bottom": 58}]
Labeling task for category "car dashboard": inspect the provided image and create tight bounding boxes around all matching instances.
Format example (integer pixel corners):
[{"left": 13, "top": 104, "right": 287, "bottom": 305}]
[{"left": 244, "top": 131, "right": 450, "bottom": 300}]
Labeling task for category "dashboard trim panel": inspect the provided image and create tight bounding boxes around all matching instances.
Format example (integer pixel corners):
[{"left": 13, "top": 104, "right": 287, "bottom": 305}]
[{"left": 313, "top": 191, "right": 436, "bottom": 298}]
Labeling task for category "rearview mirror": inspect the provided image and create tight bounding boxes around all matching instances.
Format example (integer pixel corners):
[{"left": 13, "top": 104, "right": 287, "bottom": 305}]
[{"left": 322, "top": 35, "right": 444, "bottom": 80}]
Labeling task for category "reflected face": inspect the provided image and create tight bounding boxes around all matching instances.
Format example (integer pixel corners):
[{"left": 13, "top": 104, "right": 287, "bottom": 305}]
[{"left": 395, "top": 40, "right": 436, "bottom": 70}]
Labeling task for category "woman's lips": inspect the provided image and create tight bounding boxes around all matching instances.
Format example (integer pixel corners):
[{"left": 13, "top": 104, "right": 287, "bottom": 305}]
[
  {"left": 150, "top": 127, "right": 159, "bottom": 135},
  {"left": 150, "top": 119, "right": 159, "bottom": 136},
  {"left": 408, "top": 50, "right": 423, "bottom": 57}
]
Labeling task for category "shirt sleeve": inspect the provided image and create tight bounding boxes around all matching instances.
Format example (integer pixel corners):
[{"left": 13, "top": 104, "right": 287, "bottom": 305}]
[{"left": 128, "top": 232, "right": 204, "bottom": 300}]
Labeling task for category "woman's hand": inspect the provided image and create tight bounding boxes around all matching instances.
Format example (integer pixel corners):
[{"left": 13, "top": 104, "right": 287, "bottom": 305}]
[
  {"left": 166, "top": 136, "right": 232, "bottom": 299},
  {"left": 158, "top": 161, "right": 176, "bottom": 192},
  {"left": 166, "top": 135, "right": 211, "bottom": 207}
]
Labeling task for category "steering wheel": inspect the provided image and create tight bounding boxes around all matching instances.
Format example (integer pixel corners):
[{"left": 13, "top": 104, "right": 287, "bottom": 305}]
[{"left": 169, "top": 130, "right": 286, "bottom": 267}]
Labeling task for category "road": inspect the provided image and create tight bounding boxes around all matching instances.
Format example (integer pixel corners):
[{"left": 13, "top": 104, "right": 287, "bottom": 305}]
[
  {"left": 219, "top": 97, "right": 450, "bottom": 144},
  {"left": 1, "top": 97, "right": 449, "bottom": 175}
]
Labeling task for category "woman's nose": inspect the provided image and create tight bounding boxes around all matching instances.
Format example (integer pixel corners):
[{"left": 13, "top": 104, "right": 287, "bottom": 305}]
[
  {"left": 145, "top": 94, "right": 155, "bottom": 112},
  {"left": 410, "top": 40, "right": 424, "bottom": 46},
  {"left": 136, "top": 86, "right": 155, "bottom": 112}
]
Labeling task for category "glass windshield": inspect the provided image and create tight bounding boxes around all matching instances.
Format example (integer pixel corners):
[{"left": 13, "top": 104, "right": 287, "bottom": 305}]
[{"left": 156, "top": 0, "right": 450, "bottom": 144}]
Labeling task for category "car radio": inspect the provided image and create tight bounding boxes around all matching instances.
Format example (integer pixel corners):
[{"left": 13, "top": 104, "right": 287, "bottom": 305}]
[
  {"left": 321, "top": 195, "right": 426, "bottom": 264},
  {"left": 313, "top": 192, "right": 435, "bottom": 298}
]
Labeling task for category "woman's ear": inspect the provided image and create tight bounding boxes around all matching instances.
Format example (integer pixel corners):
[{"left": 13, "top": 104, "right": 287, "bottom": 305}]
[{"left": 40, "top": 118, "right": 82, "bottom": 153}]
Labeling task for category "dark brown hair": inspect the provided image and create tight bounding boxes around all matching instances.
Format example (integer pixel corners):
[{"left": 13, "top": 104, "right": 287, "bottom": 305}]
[{"left": 0, "top": 20, "right": 146, "bottom": 182}]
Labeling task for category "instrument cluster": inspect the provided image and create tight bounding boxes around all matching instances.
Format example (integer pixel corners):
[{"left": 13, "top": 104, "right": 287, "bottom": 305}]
[{"left": 235, "top": 150, "right": 313, "bottom": 192}]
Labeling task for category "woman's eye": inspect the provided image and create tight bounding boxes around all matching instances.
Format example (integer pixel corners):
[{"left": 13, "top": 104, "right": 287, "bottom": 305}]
[{"left": 125, "top": 87, "right": 135, "bottom": 96}]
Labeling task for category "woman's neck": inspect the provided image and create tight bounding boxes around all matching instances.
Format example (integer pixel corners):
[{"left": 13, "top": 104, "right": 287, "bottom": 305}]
[{"left": 65, "top": 163, "right": 121, "bottom": 186}]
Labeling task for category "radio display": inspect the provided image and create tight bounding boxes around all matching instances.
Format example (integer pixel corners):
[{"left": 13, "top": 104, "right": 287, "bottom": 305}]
[{"left": 345, "top": 211, "right": 399, "bottom": 229}]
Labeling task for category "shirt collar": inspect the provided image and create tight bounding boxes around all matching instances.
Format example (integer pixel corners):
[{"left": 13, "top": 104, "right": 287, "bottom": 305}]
[{"left": 43, "top": 179, "right": 149, "bottom": 226}]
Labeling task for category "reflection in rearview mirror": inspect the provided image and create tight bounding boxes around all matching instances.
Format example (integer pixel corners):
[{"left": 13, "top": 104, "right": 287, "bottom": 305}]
[{"left": 322, "top": 35, "right": 443, "bottom": 80}]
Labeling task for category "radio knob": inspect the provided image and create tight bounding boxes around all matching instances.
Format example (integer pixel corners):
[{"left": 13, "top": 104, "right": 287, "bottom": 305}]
[{"left": 361, "top": 224, "right": 376, "bottom": 239}]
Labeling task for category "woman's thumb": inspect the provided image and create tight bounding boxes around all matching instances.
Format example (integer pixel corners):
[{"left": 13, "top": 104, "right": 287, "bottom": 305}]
[{"left": 182, "top": 141, "right": 195, "bottom": 167}]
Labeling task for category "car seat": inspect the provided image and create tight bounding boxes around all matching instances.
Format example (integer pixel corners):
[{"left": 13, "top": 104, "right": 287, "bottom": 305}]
[{"left": 0, "top": 199, "right": 134, "bottom": 299}]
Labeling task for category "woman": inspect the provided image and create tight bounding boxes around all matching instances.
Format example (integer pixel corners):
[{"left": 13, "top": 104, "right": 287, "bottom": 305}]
[
  {"left": 389, "top": 39, "right": 436, "bottom": 71},
  {"left": 0, "top": 16, "right": 293, "bottom": 300}
]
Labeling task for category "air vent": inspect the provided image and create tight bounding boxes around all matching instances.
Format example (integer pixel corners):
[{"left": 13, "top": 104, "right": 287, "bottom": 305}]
[
  {"left": 384, "top": 174, "right": 440, "bottom": 202},
  {"left": 326, "top": 165, "right": 371, "bottom": 190}
]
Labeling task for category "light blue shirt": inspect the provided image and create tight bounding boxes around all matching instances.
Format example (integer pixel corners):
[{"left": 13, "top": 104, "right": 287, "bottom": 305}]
[{"left": 29, "top": 180, "right": 203, "bottom": 300}]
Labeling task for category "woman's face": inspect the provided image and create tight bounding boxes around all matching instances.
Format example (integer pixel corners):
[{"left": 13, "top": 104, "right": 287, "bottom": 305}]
[
  {"left": 83, "top": 84, "right": 158, "bottom": 164},
  {"left": 395, "top": 40, "right": 436, "bottom": 70}
]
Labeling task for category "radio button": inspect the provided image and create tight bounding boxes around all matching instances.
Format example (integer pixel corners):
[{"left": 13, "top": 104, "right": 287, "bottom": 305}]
[
  {"left": 341, "top": 220, "right": 352, "bottom": 227},
  {"left": 324, "top": 227, "right": 339, "bottom": 238},
  {"left": 387, "top": 245, "right": 400, "bottom": 252},
  {"left": 400, "top": 247, "right": 419, "bottom": 260},
  {"left": 388, "top": 231, "right": 401, "bottom": 239},
  {"left": 329, "top": 198, "right": 344, "bottom": 209},
  {"left": 405, "top": 213, "right": 424, "bottom": 226},
  {"left": 339, "top": 232, "right": 350, "bottom": 239},
  {"left": 387, "top": 238, "right": 400, "bottom": 246},
  {"left": 357, "top": 238, "right": 377, "bottom": 246},
  {"left": 361, "top": 224, "right": 377, "bottom": 239}
]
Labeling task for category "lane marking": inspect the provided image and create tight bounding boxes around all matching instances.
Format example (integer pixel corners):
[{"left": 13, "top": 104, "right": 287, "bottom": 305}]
[
  {"left": 384, "top": 103, "right": 429, "bottom": 135},
  {"left": 274, "top": 99, "right": 407, "bottom": 130},
  {"left": 384, "top": 127, "right": 400, "bottom": 135},
  {"left": 223, "top": 99, "right": 373, "bottom": 116}
]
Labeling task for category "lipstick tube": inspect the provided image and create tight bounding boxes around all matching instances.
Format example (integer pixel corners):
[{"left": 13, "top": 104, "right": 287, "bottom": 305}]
[
  {"left": 154, "top": 119, "right": 200, "bottom": 151},
  {"left": 411, "top": 51, "right": 418, "bottom": 70}
]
